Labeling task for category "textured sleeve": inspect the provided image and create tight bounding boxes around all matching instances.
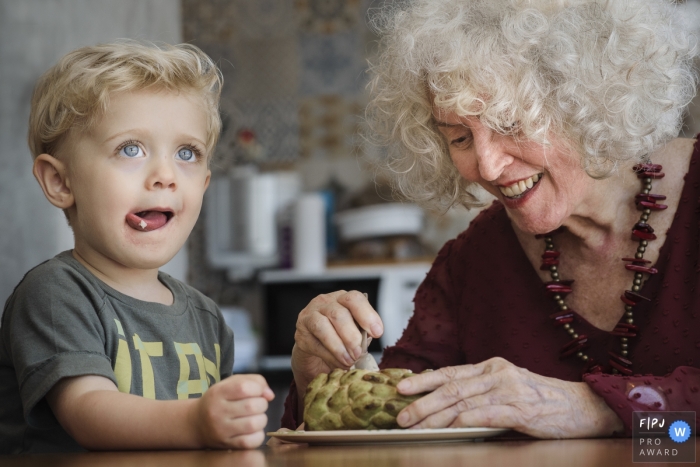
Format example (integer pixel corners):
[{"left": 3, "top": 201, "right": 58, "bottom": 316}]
[
  {"left": 218, "top": 310, "right": 235, "bottom": 380},
  {"left": 280, "top": 379, "right": 300, "bottom": 430},
  {"left": 584, "top": 367, "right": 700, "bottom": 436},
  {"left": 380, "top": 239, "right": 465, "bottom": 372},
  {"left": 4, "top": 264, "right": 115, "bottom": 428}
]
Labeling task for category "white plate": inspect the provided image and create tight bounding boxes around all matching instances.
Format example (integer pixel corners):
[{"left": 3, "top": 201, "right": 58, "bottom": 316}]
[{"left": 267, "top": 427, "right": 509, "bottom": 445}]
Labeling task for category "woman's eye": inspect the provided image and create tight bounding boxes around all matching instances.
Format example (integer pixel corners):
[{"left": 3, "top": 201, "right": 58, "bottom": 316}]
[
  {"left": 451, "top": 135, "right": 472, "bottom": 148},
  {"left": 120, "top": 144, "right": 142, "bottom": 158},
  {"left": 177, "top": 148, "right": 195, "bottom": 161}
]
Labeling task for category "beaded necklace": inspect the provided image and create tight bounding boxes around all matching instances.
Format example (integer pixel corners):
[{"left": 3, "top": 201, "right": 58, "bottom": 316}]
[{"left": 537, "top": 163, "right": 666, "bottom": 375}]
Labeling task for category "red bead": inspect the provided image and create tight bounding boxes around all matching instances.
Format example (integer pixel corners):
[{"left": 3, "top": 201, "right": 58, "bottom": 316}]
[
  {"left": 583, "top": 359, "right": 602, "bottom": 374},
  {"left": 609, "top": 360, "right": 633, "bottom": 375},
  {"left": 540, "top": 258, "right": 560, "bottom": 270},
  {"left": 545, "top": 283, "right": 573, "bottom": 297},
  {"left": 541, "top": 251, "right": 561, "bottom": 259},
  {"left": 608, "top": 350, "right": 633, "bottom": 366},
  {"left": 559, "top": 335, "right": 589, "bottom": 358},
  {"left": 624, "top": 264, "right": 658, "bottom": 274},
  {"left": 621, "top": 257, "right": 651, "bottom": 264},
  {"left": 614, "top": 322, "right": 639, "bottom": 332},
  {"left": 549, "top": 310, "right": 574, "bottom": 319},
  {"left": 638, "top": 201, "right": 668, "bottom": 211},
  {"left": 624, "top": 290, "right": 650, "bottom": 303},
  {"left": 635, "top": 194, "right": 667, "bottom": 204},
  {"left": 636, "top": 171, "right": 665, "bottom": 179},
  {"left": 632, "top": 229, "right": 657, "bottom": 241},
  {"left": 633, "top": 163, "right": 662, "bottom": 173},
  {"left": 632, "top": 222, "right": 654, "bottom": 233},
  {"left": 552, "top": 313, "right": 574, "bottom": 326},
  {"left": 620, "top": 294, "right": 637, "bottom": 306}
]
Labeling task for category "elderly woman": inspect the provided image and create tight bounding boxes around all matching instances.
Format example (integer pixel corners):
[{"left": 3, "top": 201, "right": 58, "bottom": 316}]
[{"left": 283, "top": 0, "right": 700, "bottom": 438}]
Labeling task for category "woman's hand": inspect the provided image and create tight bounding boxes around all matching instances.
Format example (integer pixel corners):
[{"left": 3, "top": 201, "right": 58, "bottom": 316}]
[
  {"left": 291, "top": 290, "right": 383, "bottom": 394},
  {"left": 395, "top": 357, "right": 623, "bottom": 438}
]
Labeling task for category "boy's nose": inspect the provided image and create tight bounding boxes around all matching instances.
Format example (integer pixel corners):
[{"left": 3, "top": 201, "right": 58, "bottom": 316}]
[
  {"left": 147, "top": 157, "right": 177, "bottom": 190},
  {"left": 472, "top": 121, "right": 515, "bottom": 182}
]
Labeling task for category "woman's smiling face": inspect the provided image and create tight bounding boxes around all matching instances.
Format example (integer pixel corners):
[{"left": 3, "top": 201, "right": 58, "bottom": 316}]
[{"left": 432, "top": 105, "right": 597, "bottom": 234}]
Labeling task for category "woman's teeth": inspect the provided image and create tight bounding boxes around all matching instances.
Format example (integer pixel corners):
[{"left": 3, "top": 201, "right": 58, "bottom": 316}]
[{"left": 499, "top": 173, "right": 541, "bottom": 198}]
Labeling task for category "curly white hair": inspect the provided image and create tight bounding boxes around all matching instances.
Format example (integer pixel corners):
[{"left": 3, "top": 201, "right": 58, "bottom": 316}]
[{"left": 365, "top": 0, "right": 698, "bottom": 209}]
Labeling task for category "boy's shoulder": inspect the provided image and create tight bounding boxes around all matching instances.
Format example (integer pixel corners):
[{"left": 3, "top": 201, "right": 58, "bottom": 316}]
[{"left": 10, "top": 251, "right": 104, "bottom": 304}]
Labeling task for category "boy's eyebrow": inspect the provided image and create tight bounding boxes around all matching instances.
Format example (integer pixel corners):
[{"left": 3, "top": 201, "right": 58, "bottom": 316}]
[{"left": 102, "top": 130, "right": 207, "bottom": 147}]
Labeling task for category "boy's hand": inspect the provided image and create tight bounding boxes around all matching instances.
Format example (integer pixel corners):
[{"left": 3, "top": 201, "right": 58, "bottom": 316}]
[{"left": 191, "top": 374, "right": 275, "bottom": 449}]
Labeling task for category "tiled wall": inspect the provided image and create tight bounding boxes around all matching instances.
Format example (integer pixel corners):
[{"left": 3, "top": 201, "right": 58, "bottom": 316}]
[{"left": 182, "top": 0, "right": 380, "bottom": 311}]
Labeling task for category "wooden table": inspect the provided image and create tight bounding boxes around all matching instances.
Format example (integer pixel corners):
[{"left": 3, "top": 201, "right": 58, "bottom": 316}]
[{"left": 1, "top": 438, "right": 697, "bottom": 466}]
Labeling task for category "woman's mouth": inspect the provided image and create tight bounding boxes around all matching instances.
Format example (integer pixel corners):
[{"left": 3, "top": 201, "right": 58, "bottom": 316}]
[
  {"left": 498, "top": 173, "right": 542, "bottom": 199},
  {"left": 125, "top": 210, "right": 174, "bottom": 232}
]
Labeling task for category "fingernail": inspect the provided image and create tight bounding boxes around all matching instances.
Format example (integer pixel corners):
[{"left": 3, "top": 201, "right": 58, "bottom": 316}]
[
  {"left": 371, "top": 323, "right": 383, "bottom": 337},
  {"left": 397, "top": 412, "right": 409, "bottom": 426},
  {"left": 397, "top": 380, "right": 411, "bottom": 392},
  {"left": 351, "top": 346, "right": 362, "bottom": 360},
  {"left": 342, "top": 352, "right": 354, "bottom": 366}
]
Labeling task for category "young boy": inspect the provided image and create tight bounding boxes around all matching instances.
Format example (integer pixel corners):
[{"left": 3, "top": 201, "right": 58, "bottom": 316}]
[{"left": 0, "top": 41, "right": 274, "bottom": 454}]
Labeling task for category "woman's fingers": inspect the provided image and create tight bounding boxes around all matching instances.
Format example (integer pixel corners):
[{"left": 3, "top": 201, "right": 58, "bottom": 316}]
[
  {"left": 397, "top": 364, "right": 486, "bottom": 395},
  {"left": 337, "top": 291, "right": 384, "bottom": 338},
  {"left": 297, "top": 290, "right": 382, "bottom": 365},
  {"left": 296, "top": 324, "right": 354, "bottom": 368},
  {"left": 397, "top": 374, "right": 495, "bottom": 427},
  {"left": 409, "top": 393, "right": 495, "bottom": 429}
]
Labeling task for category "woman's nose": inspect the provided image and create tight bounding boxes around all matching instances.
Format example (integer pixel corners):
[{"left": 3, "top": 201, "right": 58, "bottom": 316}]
[
  {"left": 146, "top": 156, "right": 177, "bottom": 190},
  {"left": 472, "top": 122, "right": 514, "bottom": 182}
]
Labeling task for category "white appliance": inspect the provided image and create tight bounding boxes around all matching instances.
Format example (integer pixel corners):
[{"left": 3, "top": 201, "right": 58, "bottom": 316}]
[
  {"left": 205, "top": 166, "right": 301, "bottom": 280},
  {"left": 257, "top": 262, "right": 432, "bottom": 370}
]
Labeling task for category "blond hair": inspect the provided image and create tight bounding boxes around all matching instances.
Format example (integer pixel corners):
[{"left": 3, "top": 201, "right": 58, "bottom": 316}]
[
  {"left": 28, "top": 40, "right": 222, "bottom": 160},
  {"left": 365, "top": 0, "right": 698, "bottom": 210}
]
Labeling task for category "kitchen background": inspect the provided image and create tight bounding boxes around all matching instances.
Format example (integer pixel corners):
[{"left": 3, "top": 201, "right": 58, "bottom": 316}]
[{"left": 2, "top": 0, "right": 700, "bottom": 433}]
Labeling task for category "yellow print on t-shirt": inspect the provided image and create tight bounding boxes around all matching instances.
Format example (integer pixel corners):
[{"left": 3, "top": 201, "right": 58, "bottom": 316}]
[{"left": 112, "top": 319, "right": 221, "bottom": 399}]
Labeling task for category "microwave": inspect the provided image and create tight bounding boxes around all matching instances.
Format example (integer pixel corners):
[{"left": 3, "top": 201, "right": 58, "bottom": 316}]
[{"left": 258, "top": 262, "right": 432, "bottom": 370}]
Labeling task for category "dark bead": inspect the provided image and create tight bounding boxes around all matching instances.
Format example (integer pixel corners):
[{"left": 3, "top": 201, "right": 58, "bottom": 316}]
[
  {"left": 632, "top": 222, "right": 654, "bottom": 233},
  {"left": 635, "top": 193, "right": 666, "bottom": 202},
  {"left": 608, "top": 350, "right": 633, "bottom": 366},
  {"left": 621, "top": 257, "right": 651, "bottom": 264},
  {"left": 632, "top": 229, "right": 657, "bottom": 241},
  {"left": 609, "top": 360, "right": 633, "bottom": 375},
  {"left": 541, "top": 251, "right": 560, "bottom": 259},
  {"left": 636, "top": 171, "right": 665, "bottom": 179},
  {"left": 615, "top": 322, "right": 639, "bottom": 332},
  {"left": 633, "top": 163, "right": 662, "bottom": 173},
  {"left": 549, "top": 310, "right": 574, "bottom": 319},
  {"left": 624, "top": 264, "right": 658, "bottom": 274},
  {"left": 559, "top": 335, "right": 589, "bottom": 358},
  {"left": 637, "top": 201, "right": 668, "bottom": 210},
  {"left": 624, "top": 290, "right": 651, "bottom": 303}
]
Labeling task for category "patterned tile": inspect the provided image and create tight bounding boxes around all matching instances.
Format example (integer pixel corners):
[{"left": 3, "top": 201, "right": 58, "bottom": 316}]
[{"left": 299, "top": 31, "right": 367, "bottom": 96}]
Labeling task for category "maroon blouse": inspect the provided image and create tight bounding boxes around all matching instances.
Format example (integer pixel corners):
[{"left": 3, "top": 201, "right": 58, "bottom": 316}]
[{"left": 282, "top": 138, "right": 700, "bottom": 435}]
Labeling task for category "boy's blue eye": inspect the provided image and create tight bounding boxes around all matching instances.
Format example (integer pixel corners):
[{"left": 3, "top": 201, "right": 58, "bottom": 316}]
[
  {"left": 177, "top": 148, "right": 195, "bottom": 161},
  {"left": 120, "top": 144, "right": 142, "bottom": 158}
]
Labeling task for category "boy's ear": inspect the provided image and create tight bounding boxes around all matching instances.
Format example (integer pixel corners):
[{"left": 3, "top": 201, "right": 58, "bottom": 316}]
[
  {"left": 33, "top": 154, "right": 75, "bottom": 209},
  {"left": 203, "top": 169, "right": 211, "bottom": 191}
]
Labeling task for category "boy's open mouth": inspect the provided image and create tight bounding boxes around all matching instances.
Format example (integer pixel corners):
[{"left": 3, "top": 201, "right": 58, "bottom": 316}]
[{"left": 126, "top": 210, "right": 174, "bottom": 232}]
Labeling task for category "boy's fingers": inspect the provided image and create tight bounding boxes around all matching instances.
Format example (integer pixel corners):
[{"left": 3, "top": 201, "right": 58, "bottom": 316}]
[
  {"left": 220, "top": 375, "right": 271, "bottom": 401},
  {"left": 229, "top": 430, "right": 266, "bottom": 449},
  {"left": 226, "top": 413, "right": 268, "bottom": 437},
  {"left": 226, "top": 396, "right": 270, "bottom": 418}
]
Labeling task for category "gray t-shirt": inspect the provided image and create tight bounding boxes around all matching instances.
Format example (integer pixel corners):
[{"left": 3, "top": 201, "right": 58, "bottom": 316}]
[{"left": 0, "top": 251, "right": 234, "bottom": 454}]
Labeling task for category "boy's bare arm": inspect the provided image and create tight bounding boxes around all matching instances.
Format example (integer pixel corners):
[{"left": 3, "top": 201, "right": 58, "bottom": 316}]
[{"left": 46, "top": 374, "right": 274, "bottom": 450}]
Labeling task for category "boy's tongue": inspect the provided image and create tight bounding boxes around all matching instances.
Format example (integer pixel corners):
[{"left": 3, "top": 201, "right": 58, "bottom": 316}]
[{"left": 126, "top": 211, "right": 168, "bottom": 232}]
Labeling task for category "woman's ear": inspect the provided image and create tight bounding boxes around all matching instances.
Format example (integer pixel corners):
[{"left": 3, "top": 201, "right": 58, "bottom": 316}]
[{"left": 33, "top": 154, "right": 74, "bottom": 209}]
